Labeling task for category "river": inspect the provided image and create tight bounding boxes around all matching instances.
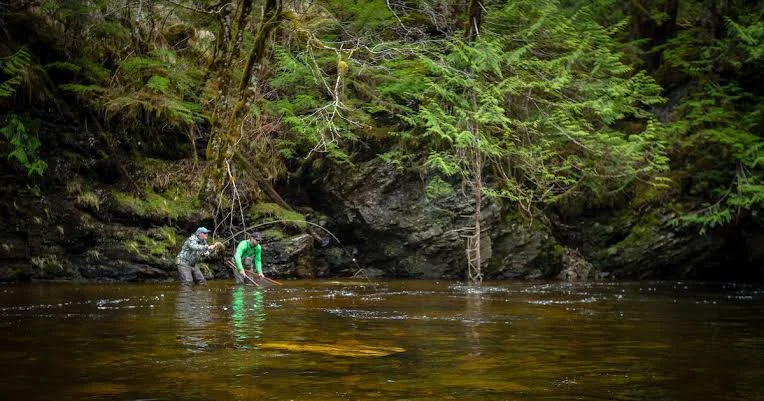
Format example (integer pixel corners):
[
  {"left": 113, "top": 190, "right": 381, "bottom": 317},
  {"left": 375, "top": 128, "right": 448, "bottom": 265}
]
[{"left": 0, "top": 280, "right": 762, "bottom": 400}]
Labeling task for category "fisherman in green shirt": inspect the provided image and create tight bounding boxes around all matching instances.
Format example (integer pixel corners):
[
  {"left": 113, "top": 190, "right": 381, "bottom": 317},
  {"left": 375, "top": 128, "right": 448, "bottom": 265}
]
[{"left": 231, "top": 232, "right": 264, "bottom": 284}]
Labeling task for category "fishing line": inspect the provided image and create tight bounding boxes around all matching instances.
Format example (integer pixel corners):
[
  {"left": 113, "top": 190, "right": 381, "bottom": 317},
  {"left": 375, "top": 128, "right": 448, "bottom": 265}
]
[{"left": 220, "top": 219, "right": 377, "bottom": 288}]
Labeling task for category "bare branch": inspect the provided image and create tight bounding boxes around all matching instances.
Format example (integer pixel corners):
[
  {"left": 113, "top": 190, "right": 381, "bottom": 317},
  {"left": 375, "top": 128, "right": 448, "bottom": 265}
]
[{"left": 161, "top": 0, "right": 231, "bottom": 15}]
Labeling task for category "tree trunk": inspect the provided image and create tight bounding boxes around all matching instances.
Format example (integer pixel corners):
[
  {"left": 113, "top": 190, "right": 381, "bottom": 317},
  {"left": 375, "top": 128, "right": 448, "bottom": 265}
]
[
  {"left": 204, "top": 0, "right": 284, "bottom": 197},
  {"left": 464, "top": 0, "right": 482, "bottom": 41},
  {"left": 628, "top": 0, "right": 678, "bottom": 72},
  {"left": 466, "top": 92, "right": 483, "bottom": 284}
]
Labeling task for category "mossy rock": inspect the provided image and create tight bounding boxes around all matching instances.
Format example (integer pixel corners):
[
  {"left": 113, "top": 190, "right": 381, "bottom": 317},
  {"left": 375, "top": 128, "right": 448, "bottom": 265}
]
[
  {"left": 111, "top": 189, "right": 203, "bottom": 222},
  {"left": 249, "top": 202, "right": 306, "bottom": 223},
  {"left": 30, "top": 255, "right": 78, "bottom": 279},
  {"left": 164, "top": 24, "right": 195, "bottom": 47},
  {"left": 123, "top": 226, "right": 181, "bottom": 263}
]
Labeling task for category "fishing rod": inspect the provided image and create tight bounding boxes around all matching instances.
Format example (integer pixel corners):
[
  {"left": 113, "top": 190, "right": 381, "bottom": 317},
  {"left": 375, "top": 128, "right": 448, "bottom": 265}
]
[
  {"left": 261, "top": 276, "right": 283, "bottom": 286},
  {"left": 220, "top": 219, "right": 377, "bottom": 288},
  {"left": 225, "top": 260, "right": 260, "bottom": 287}
]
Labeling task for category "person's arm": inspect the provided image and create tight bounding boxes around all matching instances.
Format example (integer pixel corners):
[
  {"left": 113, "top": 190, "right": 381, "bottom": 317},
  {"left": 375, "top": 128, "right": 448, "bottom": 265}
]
[
  {"left": 254, "top": 244, "right": 263, "bottom": 276},
  {"left": 234, "top": 241, "right": 247, "bottom": 272}
]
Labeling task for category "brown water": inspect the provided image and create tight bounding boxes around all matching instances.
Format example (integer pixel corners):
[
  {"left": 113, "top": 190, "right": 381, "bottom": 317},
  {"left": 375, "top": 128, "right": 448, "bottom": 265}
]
[{"left": 0, "top": 280, "right": 762, "bottom": 401}]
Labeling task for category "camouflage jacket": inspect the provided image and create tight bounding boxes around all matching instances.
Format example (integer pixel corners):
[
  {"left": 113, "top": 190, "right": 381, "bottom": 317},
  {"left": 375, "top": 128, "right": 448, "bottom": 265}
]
[{"left": 176, "top": 234, "right": 209, "bottom": 266}]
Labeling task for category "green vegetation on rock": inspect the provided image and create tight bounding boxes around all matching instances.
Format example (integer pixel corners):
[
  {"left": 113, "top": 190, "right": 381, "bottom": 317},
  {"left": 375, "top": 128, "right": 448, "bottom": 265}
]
[{"left": 112, "top": 190, "right": 200, "bottom": 222}]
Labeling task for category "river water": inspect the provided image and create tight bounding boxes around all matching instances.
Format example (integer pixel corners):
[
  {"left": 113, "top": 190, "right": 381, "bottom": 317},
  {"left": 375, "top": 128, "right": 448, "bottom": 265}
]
[{"left": 0, "top": 280, "right": 762, "bottom": 400}]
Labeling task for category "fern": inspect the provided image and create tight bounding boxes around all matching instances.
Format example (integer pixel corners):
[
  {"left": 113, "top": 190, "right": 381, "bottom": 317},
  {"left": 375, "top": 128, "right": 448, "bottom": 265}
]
[
  {"left": 44, "top": 61, "right": 82, "bottom": 73},
  {"left": 146, "top": 75, "right": 170, "bottom": 94},
  {"left": 0, "top": 47, "right": 32, "bottom": 98},
  {"left": 59, "top": 84, "right": 105, "bottom": 94}
]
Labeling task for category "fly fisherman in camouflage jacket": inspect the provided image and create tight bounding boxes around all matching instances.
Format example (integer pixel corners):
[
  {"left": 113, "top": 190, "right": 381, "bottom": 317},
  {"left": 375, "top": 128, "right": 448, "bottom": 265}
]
[{"left": 176, "top": 227, "right": 222, "bottom": 285}]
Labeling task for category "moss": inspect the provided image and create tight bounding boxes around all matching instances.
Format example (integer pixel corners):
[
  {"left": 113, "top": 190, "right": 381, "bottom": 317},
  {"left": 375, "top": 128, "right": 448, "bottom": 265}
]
[
  {"left": 163, "top": 23, "right": 195, "bottom": 47},
  {"left": 67, "top": 179, "right": 101, "bottom": 211},
  {"left": 76, "top": 191, "right": 101, "bottom": 211},
  {"left": 112, "top": 189, "right": 200, "bottom": 221},
  {"left": 630, "top": 172, "right": 684, "bottom": 211},
  {"left": 550, "top": 243, "right": 565, "bottom": 259},
  {"left": 155, "top": 226, "right": 179, "bottom": 245},
  {"left": 249, "top": 202, "right": 306, "bottom": 228},
  {"left": 605, "top": 216, "right": 662, "bottom": 259},
  {"left": 622, "top": 225, "right": 657, "bottom": 246},
  {"left": 66, "top": 179, "right": 84, "bottom": 196},
  {"left": 124, "top": 239, "right": 142, "bottom": 255},
  {"left": 124, "top": 226, "right": 180, "bottom": 259},
  {"left": 31, "top": 255, "right": 64, "bottom": 272},
  {"left": 262, "top": 228, "right": 286, "bottom": 240}
]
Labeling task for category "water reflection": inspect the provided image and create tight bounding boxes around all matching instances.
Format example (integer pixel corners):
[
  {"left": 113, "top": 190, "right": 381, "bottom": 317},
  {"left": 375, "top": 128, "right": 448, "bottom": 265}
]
[
  {"left": 174, "top": 286, "right": 213, "bottom": 352},
  {"left": 231, "top": 286, "right": 265, "bottom": 349},
  {"left": 464, "top": 288, "right": 483, "bottom": 356}
]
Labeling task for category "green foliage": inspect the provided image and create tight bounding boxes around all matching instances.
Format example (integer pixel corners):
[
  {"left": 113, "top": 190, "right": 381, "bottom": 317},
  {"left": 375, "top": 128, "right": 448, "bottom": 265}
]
[
  {"left": 266, "top": 44, "right": 367, "bottom": 163},
  {"left": 146, "top": 75, "right": 170, "bottom": 94},
  {"left": 31, "top": 255, "right": 65, "bottom": 272},
  {"left": 322, "top": 0, "right": 398, "bottom": 34},
  {"left": 100, "top": 49, "right": 206, "bottom": 130},
  {"left": 112, "top": 189, "right": 200, "bottom": 221},
  {"left": 725, "top": 16, "right": 764, "bottom": 62},
  {"left": 376, "top": 59, "right": 430, "bottom": 103},
  {"left": 386, "top": 0, "right": 669, "bottom": 211},
  {"left": 73, "top": 57, "right": 111, "bottom": 85},
  {"left": 44, "top": 61, "right": 82, "bottom": 73},
  {"left": 66, "top": 179, "right": 84, "bottom": 196},
  {"left": 377, "top": 150, "right": 413, "bottom": 171},
  {"left": 125, "top": 227, "right": 180, "bottom": 258},
  {"left": 249, "top": 202, "right": 307, "bottom": 229},
  {"left": 75, "top": 191, "right": 101, "bottom": 211},
  {"left": 0, "top": 47, "right": 32, "bottom": 98},
  {"left": 0, "top": 115, "right": 47, "bottom": 176},
  {"left": 425, "top": 176, "right": 455, "bottom": 199},
  {"left": 105, "top": 95, "right": 204, "bottom": 127},
  {"left": 659, "top": 6, "right": 764, "bottom": 230},
  {"left": 59, "top": 84, "right": 106, "bottom": 94}
]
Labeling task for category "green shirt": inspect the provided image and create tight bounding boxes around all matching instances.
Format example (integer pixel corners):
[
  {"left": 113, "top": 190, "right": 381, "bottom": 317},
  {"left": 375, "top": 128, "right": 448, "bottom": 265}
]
[{"left": 234, "top": 239, "right": 262, "bottom": 275}]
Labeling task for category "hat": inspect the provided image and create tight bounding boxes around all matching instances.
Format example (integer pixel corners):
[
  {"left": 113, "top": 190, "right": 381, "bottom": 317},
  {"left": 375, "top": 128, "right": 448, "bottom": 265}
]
[
  {"left": 252, "top": 231, "right": 262, "bottom": 241},
  {"left": 195, "top": 227, "right": 211, "bottom": 235}
]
